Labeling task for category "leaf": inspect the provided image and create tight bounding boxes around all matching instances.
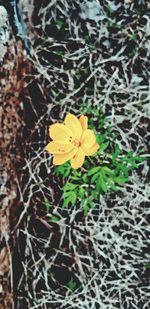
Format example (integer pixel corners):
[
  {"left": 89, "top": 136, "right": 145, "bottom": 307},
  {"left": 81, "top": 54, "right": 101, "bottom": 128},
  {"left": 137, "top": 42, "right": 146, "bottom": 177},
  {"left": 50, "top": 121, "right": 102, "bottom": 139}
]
[
  {"left": 79, "top": 187, "right": 85, "bottom": 198},
  {"left": 53, "top": 50, "right": 64, "bottom": 56},
  {"left": 70, "top": 191, "right": 77, "bottom": 205},
  {"left": 114, "top": 176, "right": 128, "bottom": 184},
  {"left": 71, "top": 176, "right": 80, "bottom": 180},
  {"left": 67, "top": 278, "right": 77, "bottom": 291},
  {"left": 91, "top": 173, "right": 100, "bottom": 183},
  {"left": 83, "top": 200, "right": 90, "bottom": 215},
  {"left": 115, "top": 163, "right": 129, "bottom": 176},
  {"left": 131, "top": 31, "right": 138, "bottom": 41},
  {"left": 83, "top": 199, "right": 95, "bottom": 215},
  {"left": 82, "top": 174, "right": 87, "bottom": 182},
  {"left": 54, "top": 162, "right": 71, "bottom": 178},
  {"left": 72, "top": 170, "right": 81, "bottom": 177},
  {"left": 88, "top": 166, "right": 101, "bottom": 176},
  {"left": 63, "top": 191, "right": 72, "bottom": 198},
  {"left": 64, "top": 183, "right": 78, "bottom": 191},
  {"left": 47, "top": 214, "right": 60, "bottom": 222},
  {"left": 108, "top": 181, "right": 117, "bottom": 191},
  {"left": 95, "top": 175, "right": 105, "bottom": 193},
  {"left": 83, "top": 205, "right": 90, "bottom": 215},
  {"left": 132, "top": 155, "right": 147, "bottom": 162},
  {"left": 99, "top": 173, "right": 108, "bottom": 193},
  {"left": 45, "top": 197, "right": 51, "bottom": 213},
  {"left": 112, "top": 145, "right": 121, "bottom": 161},
  {"left": 96, "top": 133, "right": 107, "bottom": 144},
  {"left": 56, "top": 19, "right": 64, "bottom": 30},
  {"left": 102, "top": 167, "right": 114, "bottom": 175},
  {"left": 64, "top": 169, "right": 71, "bottom": 178},
  {"left": 100, "top": 141, "right": 109, "bottom": 152},
  {"left": 61, "top": 197, "right": 72, "bottom": 209},
  {"left": 51, "top": 215, "right": 60, "bottom": 222},
  {"left": 61, "top": 191, "right": 77, "bottom": 209}
]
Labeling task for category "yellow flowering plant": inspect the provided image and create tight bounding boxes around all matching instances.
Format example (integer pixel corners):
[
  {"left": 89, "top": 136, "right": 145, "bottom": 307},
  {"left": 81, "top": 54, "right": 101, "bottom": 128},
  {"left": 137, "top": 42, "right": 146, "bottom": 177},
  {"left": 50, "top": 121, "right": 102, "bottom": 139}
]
[
  {"left": 45, "top": 111, "right": 146, "bottom": 216},
  {"left": 45, "top": 113, "right": 99, "bottom": 169}
]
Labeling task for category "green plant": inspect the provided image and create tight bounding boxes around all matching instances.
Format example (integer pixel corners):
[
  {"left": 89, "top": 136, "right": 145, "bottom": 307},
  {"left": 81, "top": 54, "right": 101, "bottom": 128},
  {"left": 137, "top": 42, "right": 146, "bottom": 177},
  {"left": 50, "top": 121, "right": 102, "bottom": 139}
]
[
  {"left": 52, "top": 106, "right": 147, "bottom": 215},
  {"left": 67, "top": 277, "right": 77, "bottom": 291},
  {"left": 44, "top": 197, "right": 60, "bottom": 222},
  {"left": 56, "top": 19, "right": 64, "bottom": 30},
  {"left": 58, "top": 147, "right": 146, "bottom": 214}
]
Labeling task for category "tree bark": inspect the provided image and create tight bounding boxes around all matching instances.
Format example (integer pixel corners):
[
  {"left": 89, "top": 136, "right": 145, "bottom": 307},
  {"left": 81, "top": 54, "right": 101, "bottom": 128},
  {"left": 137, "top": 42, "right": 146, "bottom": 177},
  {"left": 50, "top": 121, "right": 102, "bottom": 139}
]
[{"left": 0, "top": 5, "right": 29, "bottom": 307}]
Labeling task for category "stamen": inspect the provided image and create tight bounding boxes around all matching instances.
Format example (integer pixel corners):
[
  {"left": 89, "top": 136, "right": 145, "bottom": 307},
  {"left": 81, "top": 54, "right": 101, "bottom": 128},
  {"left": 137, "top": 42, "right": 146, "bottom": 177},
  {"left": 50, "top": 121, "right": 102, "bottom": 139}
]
[{"left": 58, "top": 149, "right": 65, "bottom": 152}]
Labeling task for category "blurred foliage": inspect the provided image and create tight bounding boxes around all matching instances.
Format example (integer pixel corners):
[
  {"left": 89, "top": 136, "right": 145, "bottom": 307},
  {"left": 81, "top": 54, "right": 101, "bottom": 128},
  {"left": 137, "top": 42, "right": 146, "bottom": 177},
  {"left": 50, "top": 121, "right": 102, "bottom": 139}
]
[{"left": 145, "top": 262, "right": 150, "bottom": 269}]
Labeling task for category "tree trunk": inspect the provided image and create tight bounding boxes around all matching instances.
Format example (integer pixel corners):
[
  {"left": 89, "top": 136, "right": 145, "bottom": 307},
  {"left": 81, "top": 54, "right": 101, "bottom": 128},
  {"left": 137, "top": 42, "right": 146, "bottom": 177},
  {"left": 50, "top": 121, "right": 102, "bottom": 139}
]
[{"left": 0, "top": 5, "right": 28, "bottom": 308}]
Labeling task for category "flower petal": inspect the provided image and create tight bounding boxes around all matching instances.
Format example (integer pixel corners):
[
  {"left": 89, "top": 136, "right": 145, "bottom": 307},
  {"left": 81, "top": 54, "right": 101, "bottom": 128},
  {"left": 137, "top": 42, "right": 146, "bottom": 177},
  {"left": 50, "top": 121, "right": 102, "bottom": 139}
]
[
  {"left": 71, "top": 148, "right": 85, "bottom": 169},
  {"left": 45, "top": 141, "right": 73, "bottom": 154},
  {"left": 79, "top": 115, "right": 88, "bottom": 132},
  {"left": 53, "top": 147, "right": 77, "bottom": 165},
  {"left": 64, "top": 113, "right": 83, "bottom": 140},
  {"left": 49, "top": 123, "right": 73, "bottom": 144},
  {"left": 83, "top": 143, "right": 99, "bottom": 156},
  {"left": 81, "top": 129, "right": 96, "bottom": 148}
]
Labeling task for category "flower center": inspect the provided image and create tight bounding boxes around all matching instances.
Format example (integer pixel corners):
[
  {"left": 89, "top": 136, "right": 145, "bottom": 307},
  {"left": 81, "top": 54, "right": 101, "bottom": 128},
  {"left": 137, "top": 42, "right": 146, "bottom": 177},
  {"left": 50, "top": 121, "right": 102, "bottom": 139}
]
[
  {"left": 72, "top": 139, "right": 81, "bottom": 147},
  {"left": 69, "top": 136, "right": 81, "bottom": 147}
]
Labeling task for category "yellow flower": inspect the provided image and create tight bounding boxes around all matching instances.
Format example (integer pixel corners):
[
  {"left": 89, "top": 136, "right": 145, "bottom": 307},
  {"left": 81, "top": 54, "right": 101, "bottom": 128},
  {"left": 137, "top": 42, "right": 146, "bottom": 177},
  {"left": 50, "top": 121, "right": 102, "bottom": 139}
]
[{"left": 45, "top": 113, "right": 99, "bottom": 169}]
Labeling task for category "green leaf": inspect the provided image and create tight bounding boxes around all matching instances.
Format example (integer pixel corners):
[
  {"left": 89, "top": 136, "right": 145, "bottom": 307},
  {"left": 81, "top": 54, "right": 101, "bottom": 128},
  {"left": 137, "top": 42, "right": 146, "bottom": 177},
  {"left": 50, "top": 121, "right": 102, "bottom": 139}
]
[
  {"left": 100, "top": 141, "right": 109, "bottom": 152},
  {"left": 96, "top": 133, "right": 107, "bottom": 144},
  {"left": 108, "top": 180, "right": 117, "bottom": 191},
  {"left": 69, "top": 191, "right": 77, "bottom": 205},
  {"left": 88, "top": 166, "right": 101, "bottom": 176},
  {"left": 79, "top": 187, "right": 85, "bottom": 198},
  {"left": 91, "top": 173, "right": 100, "bottom": 183},
  {"left": 103, "top": 167, "right": 114, "bottom": 175},
  {"left": 71, "top": 176, "right": 80, "bottom": 180},
  {"left": 132, "top": 155, "right": 146, "bottom": 162},
  {"left": 83, "top": 199, "right": 95, "bottom": 215},
  {"left": 61, "top": 191, "right": 77, "bottom": 209},
  {"left": 115, "top": 163, "right": 129, "bottom": 176},
  {"left": 72, "top": 170, "right": 81, "bottom": 177},
  {"left": 51, "top": 215, "right": 60, "bottom": 222},
  {"left": 47, "top": 214, "right": 60, "bottom": 222},
  {"left": 83, "top": 200, "right": 90, "bottom": 215},
  {"left": 64, "top": 169, "right": 71, "bottom": 178},
  {"left": 114, "top": 176, "right": 128, "bottom": 184},
  {"left": 64, "top": 183, "right": 78, "bottom": 191},
  {"left": 63, "top": 191, "right": 72, "bottom": 198},
  {"left": 99, "top": 174, "right": 108, "bottom": 192},
  {"left": 112, "top": 145, "right": 121, "bottom": 161},
  {"left": 130, "top": 31, "right": 138, "bottom": 42},
  {"left": 45, "top": 197, "right": 51, "bottom": 213},
  {"left": 56, "top": 19, "right": 64, "bottom": 30},
  {"left": 52, "top": 50, "right": 64, "bottom": 56},
  {"left": 67, "top": 278, "right": 77, "bottom": 291},
  {"left": 54, "top": 162, "right": 71, "bottom": 178},
  {"left": 106, "top": 4, "right": 114, "bottom": 14},
  {"left": 61, "top": 197, "right": 72, "bottom": 209},
  {"left": 95, "top": 176, "right": 104, "bottom": 193}
]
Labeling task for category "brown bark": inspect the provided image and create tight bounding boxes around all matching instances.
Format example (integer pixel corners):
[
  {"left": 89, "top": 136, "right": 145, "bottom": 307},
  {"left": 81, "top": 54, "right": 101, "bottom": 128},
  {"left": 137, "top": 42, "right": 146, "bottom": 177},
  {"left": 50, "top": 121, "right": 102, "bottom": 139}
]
[{"left": 0, "top": 33, "right": 28, "bottom": 309}]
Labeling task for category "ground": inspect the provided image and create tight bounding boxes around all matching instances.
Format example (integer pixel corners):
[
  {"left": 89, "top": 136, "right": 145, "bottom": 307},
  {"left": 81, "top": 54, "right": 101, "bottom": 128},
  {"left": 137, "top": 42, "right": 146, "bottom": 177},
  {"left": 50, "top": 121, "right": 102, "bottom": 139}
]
[{"left": 1, "top": 1, "right": 150, "bottom": 309}]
